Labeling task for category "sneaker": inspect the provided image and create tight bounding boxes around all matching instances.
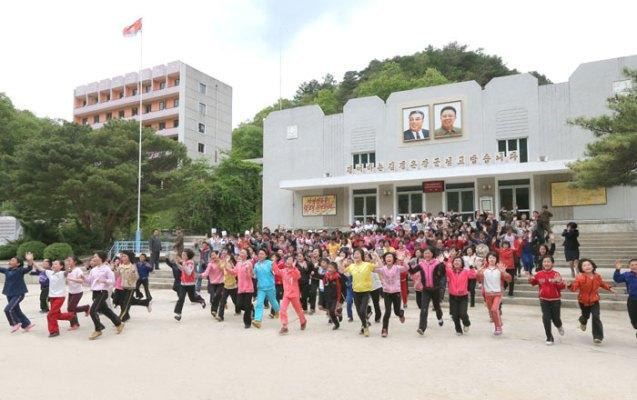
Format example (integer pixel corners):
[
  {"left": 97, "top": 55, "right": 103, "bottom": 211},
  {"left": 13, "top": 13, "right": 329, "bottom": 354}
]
[
  {"left": 417, "top": 328, "right": 424, "bottom": 336},
  {"left": 68, "top": 325, "right": 80, "bottom": 331},
  {"left": 84, "top": 309, "right": 90, "bottom": 317},
  {"left": 10, "top": 324, "right": 20, "bottom": 333},
  {"left": 23, "top": 323, "right": 35, "bottom": 332},
  {"left": 274, "top": 311, "right": 280, "bottom": 318},
  {"left": 348, "top": 317, "right": 353, "bottom": 322},
  {"left": 268, "top": 313, "right": 275, "bottom": 319},
  {"left": 215, "top": 316, "right": 224, "bottom": 322},
  {"left": 374, "top": 318, "right": 381, "bottom": 324},
  {"left": 147, "top": 301, "right": 152, "bottom": 313},
  {"left": 381, "top": 329, "right": 388, "bottom": 338},
  {"left": 116, "top": 323, "right": 125, "bottom": 334},
  {"left": 200, "top": 300, "right": 206, "bottom": 309},
  {"left": 174, "top": 314, "right": 182, "bottom": 322},
  {"left": 332, "top": 325, "right": 339, "bottom": 331},
  {"left": 309, "top": 309, "right": 315, "bottom": 315},
  {"left": 580, "top": 323, "right": 587, "bottom": 332},
  {"left": 252, "top": 320, "right": 262, "bottom": 329},
  {"left": 558, "top": 326, "right": 564, "bottom": 336},
  {"left": 39, "top": 310, "right": 47, "bottom": 314},
  {"left": 494, "top": 328, "right": 502, "bottom": 336},
  {"left": 456, "top": 332, "right": 463, "bottom": 336},
  {"left": 463, "top": 325, "right": 470, "bottom": 333},
  {"left": 279, "top": 326, "right": 289, "bottom": 335},
  {"left": 438, "top": 319, "right": 444, "bottom": 327},
  {"left": 363, "top": 326, "right": 370, "bottom": 337},
  {"left": 593, "top": 338, "right": 602, "bottom": 345},
  {"left": 399, "top": 315, "right": 405, "bottom": 324},
  {"left": 359, "top": 328, "right": 364, "bottom": 335},
  {"left": 211, "top": 311, "right": 217, "bottom": 318},
  {"left": 89, "top": 331, "right": 102, "bottom": 340},
  {"left": 300, "top": 320, "right": 307, "bottom": 331},
  {"left": 244, "top": 324, "right": 251, "bottom": 329},
  {"left": 49, "top": 332, "right": 60, "bottom": 338},
  {"left": 546, "top": 340, "right": 554, "bottom": 346}
]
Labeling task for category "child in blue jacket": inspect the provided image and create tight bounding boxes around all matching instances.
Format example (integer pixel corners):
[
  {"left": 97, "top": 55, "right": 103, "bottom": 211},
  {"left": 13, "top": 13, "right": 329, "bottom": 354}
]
[
  {"left": 614, "top": 259, "right": 637, "bottom": 339},
  {"left": 1, "top": 254, "right": 36, "bottom": 332}
]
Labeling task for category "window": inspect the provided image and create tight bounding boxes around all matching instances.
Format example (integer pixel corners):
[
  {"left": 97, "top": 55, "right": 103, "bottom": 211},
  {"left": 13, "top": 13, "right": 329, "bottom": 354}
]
[
  {"left": 144, "top": 85, "right": 151, "bottom": 93},
  {"left": 174, "top": 78, "right": 180, "bottom": 86},
  {"left": 159, "top": 101, "right": 165, "bottom": 110},
  {"left": 118, "top": 110, "right": 125, "bottom": 119},
  {"left": 173, "top": 98, "right": 179, "bottom": 108},
  {"left": 198, "top": 123, "right": 206, "bottom": 134},
  {"left": 199, "top": 82, "right": 207, "bottom": 94},
  {"left": 132, "top": 107, "right": 138, "bottom": 116},
  {"left": 105, "top": 94, "right": 110, "bottom": 101},
  {"left": 82, "top": 100, "right": 86, "bottom": 106},
  {"left": 159, "top": 122, "right": 166, "bottom": 130},
  {"left": 497, "top": 138, "right": 528, "bottom": 163},
  {"left": 159, "top": 81, "right": 166, "bottom": 90},
  {"left": 82, "top": 118, "right": 88, "bottom": 125},
  {"left": 352, "top": 152, "right": 375, "bottom": 168},
  {"left": 397, "top": 186, "right": 423, "bottom": 219},
  {"left": 93, "top": 115, "right": 100, "bottom": 124},
  {"left": 199, "top": 102, "right": 206, "bottom": 115},
  {"left": 144, "top": 104, "right": 151, "bottom": 114},
  {"left": 498, "top": 179, "right": 531, "bottom": 218},
  {"left": 445, "top": 182, "right": 475, "bottom": 220},
  {"left": 132, "top": 88, "right": 138, "bottom": 96},
  {"left": 198, "top": 143, "right": 205, "bottom": 154},
  {"left": 353, "top": 189, "right": 377, "bottom": 223},
  {"left": 118, "top": 92, "right": 124, "bottom": 99},
  {"left": 106, "top": 112, "right": 112, "bottom": 121},
  {"left": 173, "top": 119, "right": 179, "bottom": 128}
]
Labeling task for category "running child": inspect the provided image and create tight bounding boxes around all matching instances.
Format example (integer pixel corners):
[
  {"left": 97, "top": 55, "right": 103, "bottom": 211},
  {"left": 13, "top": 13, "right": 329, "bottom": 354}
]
[
  {"left": 569, "top": 258, "right": 614, "bottom": 344},
  {"left": 476, "top": 252, "right": 512, "bottom": 336},
  {"left": 525, "top": 255, "right": 565, "bottom": 345},
  {"left": 613, "top": 259, "right": 637, "bottom": 340},
  {"left": 1, "top": 254, "right": 35, "bottom": 333},
  {"left": 275, "top": 255, "right": 307, "bottom": 334}
]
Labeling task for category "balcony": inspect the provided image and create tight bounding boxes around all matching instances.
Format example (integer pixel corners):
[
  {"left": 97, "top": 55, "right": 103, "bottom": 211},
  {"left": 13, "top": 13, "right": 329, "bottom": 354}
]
[
  {"left": 156, "top": 127, "right": 178, "bottom": 137},
  {"left": 73, "top": 85, "right": 180, "bottom": 116}
]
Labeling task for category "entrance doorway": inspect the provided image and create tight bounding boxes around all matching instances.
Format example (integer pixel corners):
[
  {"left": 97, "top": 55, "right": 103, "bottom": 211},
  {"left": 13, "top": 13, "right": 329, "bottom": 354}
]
[
  {"left": 498, "top": 179, "right": 530, "bottom": 218},
  {"left": 445, "top": 182, "right": 475, "bottom": 220}
]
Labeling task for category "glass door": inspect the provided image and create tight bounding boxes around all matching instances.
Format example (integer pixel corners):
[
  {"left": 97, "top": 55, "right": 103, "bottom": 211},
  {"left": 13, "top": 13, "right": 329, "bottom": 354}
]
[
  {"left": 498, "top": 179, "right": 530, "bottom": 218},
  {"left": 353, "top": 189, "right": 377, "bottom": 224},
  {"left": 446, "top": 183, "right": 475, "bottom": 220}
]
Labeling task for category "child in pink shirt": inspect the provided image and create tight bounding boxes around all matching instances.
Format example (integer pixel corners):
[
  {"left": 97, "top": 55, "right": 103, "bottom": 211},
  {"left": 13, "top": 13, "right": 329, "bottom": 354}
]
[
  {"left": 229, "top": 249, "right": 254, "bottom": 329},
  {"left": 275, "top": 255, "right": 306, "bottom": 335},
  {"left": 446, "top": 256, "right": 477, "bottom": 335}
]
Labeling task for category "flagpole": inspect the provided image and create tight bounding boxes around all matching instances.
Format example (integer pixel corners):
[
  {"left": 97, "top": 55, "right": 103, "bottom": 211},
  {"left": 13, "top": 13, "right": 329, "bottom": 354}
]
[{"left": 134, "top": 26, "right": 143, "bottom": 254}]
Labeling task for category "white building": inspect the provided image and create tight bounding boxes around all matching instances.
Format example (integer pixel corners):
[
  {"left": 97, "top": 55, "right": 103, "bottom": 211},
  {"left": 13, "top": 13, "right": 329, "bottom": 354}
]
[{"left": 262, "top": 55, "right": 637, "bottom": 229}]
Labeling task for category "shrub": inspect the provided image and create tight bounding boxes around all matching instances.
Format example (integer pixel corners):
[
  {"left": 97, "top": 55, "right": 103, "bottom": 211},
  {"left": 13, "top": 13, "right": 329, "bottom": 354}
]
[
  {"left": 43, "top": 243, "right": 74, "bottom": 260},
  {"left": 0, "top": 244, "right": 18, "bottom": 260},
  {"left": 16, "top": 241, "right": 47, "bottom": 259}
]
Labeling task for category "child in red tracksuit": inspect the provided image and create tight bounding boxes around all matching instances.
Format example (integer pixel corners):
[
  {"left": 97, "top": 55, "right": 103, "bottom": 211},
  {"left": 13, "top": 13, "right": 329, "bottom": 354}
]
[
  {"left": 275, "top": 256, "right": 307, "bottom": 335},
  {"left": 569, "top": 258, "right": 614, "bottom": 344},
  {"left": 323, "top": 262, "right": 342, "bottom": 330},
  {"left": 526, "top": 255, "right": 565, "bottom": 345},
  {"left": 491, "top": 237, "right": 517, "bottom": 296}
]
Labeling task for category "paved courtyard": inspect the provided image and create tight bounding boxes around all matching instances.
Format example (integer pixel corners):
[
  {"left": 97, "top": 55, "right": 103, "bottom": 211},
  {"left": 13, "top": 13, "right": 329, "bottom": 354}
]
[{"left": 1, "top": 284, "right": 635, "bottom": 400}]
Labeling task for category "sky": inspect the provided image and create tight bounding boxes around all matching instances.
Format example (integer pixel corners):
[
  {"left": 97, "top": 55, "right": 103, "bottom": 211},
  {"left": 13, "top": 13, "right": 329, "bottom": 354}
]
[{"left": 0, "top": 0, "right": 635, "bottom": 127}]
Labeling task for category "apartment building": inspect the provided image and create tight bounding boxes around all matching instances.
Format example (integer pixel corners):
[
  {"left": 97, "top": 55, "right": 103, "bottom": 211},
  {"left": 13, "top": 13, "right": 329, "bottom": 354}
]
[{"left": 73, "top": 61, "right": 232, "bottom": 163}]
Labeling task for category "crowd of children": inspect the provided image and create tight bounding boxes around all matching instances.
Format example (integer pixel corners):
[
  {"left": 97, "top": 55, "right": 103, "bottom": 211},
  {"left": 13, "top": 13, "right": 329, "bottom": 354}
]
[{"left": 2, "top": 210, "right": 636, "bottom": 344}]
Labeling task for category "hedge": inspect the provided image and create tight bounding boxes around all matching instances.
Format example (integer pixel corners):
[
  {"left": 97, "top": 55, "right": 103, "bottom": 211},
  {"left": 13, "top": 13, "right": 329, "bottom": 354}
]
[
  {"left": 16, "top": 241, "right": 47, "bottom": 259},
  {"left": 0, "top": 244, "right": 18, "bottom": 260},
  {"left": 43, "top": 243, "right": 74, "bottom": 260}
]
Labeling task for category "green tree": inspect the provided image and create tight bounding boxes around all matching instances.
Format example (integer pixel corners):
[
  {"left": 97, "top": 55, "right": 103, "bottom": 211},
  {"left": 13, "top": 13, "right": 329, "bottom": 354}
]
[
  {"left": 232, "top": 123, "right": 263, "bottom": 159},
  {"left": 315, "top": 88, "right": 339, "bottom": 115},
  {"left": 568, "top": 69, "right": 637, "bottom": 188},
  {"left": 174, "top": 155, "right": 262, "bottom": 233},
  {"left": 354, "top": 63, "right": 448, "bottom": 100},
  {"left": 6, "top": 119, "right": 188, "bottom": 246}
]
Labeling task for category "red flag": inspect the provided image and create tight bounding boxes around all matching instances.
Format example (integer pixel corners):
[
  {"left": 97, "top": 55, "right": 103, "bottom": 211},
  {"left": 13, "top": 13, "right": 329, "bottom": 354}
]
[{"left": 123, "top": 18, "right": 142, "bottom": 37}]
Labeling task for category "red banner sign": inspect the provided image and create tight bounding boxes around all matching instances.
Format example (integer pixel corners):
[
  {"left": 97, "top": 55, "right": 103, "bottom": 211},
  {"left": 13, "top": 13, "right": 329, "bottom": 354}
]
[{"left": 422, "top": 181, "right": 444, "bottom": 193}]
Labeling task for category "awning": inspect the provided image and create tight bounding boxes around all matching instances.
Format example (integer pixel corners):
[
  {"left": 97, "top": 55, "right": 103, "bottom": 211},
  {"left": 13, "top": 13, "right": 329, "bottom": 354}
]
[{"left": 279, "top": 160, "right": 574, "bottom": 190}]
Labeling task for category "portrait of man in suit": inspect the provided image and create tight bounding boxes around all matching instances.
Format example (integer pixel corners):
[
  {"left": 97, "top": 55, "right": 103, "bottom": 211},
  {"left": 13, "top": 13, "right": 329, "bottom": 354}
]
[
  {"left": 434, "top": 101, "right": 463, "bottom": 138},
  {"left": 402, "top": 106, "right": 430, "bottom": 142}
]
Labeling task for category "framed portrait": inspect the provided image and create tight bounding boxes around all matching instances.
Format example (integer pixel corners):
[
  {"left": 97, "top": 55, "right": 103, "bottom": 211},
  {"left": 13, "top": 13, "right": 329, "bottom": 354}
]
[
  {"left": 434, "top": 101, "right": 463, "bottom": 139},
  {"left": 402, "top": 105, "right": 430, "bottom": 143}
]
